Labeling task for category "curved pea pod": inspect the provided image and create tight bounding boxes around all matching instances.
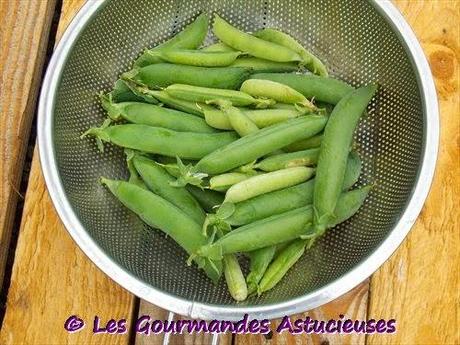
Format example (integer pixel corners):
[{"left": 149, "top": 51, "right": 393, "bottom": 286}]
[
  {"left": 283, "top": 133, "right": 323, "bottom": 152},
  {"left": 194, "top": 115, "right": 327, "bottom": 175},
  {"left": 258, "top": 185, "right": 372, "bottom": 294},
  {"left": 203, "top": 106, "right": 303, "bottom": 130},
  {"left": 253, "top": 28, "right": 328, "bottom": 76},
  {"left": 132, "top": 155, "right": 206, "bottom": 225},
  {"left": 202, "top": 42, "right": 236, "bottom": 52},
  {"left": 313, "top": 84, "right": 377, "bottom": 232},
  {"left": 223, "top": 254, "right": 248, "bottom": 301},
  {"left": 255, "top": 148, "right": 319, "bottom": 172},
  {"left": 82, "top": 123, "right": 238, "bottom": 159},
  {"left": 164, "top": 84, "right": 275, "bottom": 108},
  {"left": 246, "top": 246, "right": 276, "bottom": 294},
  {"left": 134, "top": 13, "right": 209, "bottom": 67},
  {"left": 231, "top": 57, "right": 298, "bottom": 73},
  {"left": 199, "top": 186, "right": 371, "bottom": 260},
  {"left": 226, "top": 152, "right": 362, "bottom": 226},
  {"left": 100, "top": 95, "right": 216, "bottom": 133},
  {"left": 123, "top": 63, "right": 251, "bottom": 90},
  {"left": 209, "top": 172, "right": 253, "bottom": 192},
  {"left": 251, "top": 73, "right": 354, "bottom": 105},
  {"left": 224, "top": 167, "right": 315, "bottom": 204},
  {"left": 125, "top": 150, "right": 147, "bottom": 189},
  {"left": 208, "top": 100, "right": 259, "bottom": 136},
  {"left": 187, "top": 186, "right": 224, "bottom": 213},
  {"left": 240, "top": 79, "right": 317, "bottom": 112},
  {"left": 213, "top": 15, "right": 301, "bottom": 62},
  {"left": 151, "top": 49, "right": 241, "bottom": 67},
  {"left": 101, "top": 178, "right": 222, "bottom": 282}
]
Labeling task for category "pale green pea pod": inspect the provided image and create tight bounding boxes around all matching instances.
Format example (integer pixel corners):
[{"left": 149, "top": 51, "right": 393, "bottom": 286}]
[
  {"left": 223, "top": 254, "right": 248, "bottom": 301},
  {"left": 101, "top": 178, "right": 222, "bottom": 282},
  {"left": 134, "top": 13, "right": 209, "bottom": 67},
  {"left": 246, "top": 246, "right": 277, "bottom": 295},
  {"left": 208, "top": 99, "right": 259, "bottom": 136},
  {"left": 203, "top": 106, "right": 304, "bottom": 130},
  {"left": 284, "top": 133, "right": 323, "bottom": 152},
  {"left": 149, "top": 49, "right": 241, "bottom": 67},
  {"left": 164, "top": 84, "right": 275, "bottom": 108},
  {"left": 209, "top": 172, "right": 253, "bottom": 192},
  {"left": 213, "top": 15, "right": 302, "bottom": 62},
  {"left": 240, "top": 79, "right": 317, "bottom": 112},
  {"left": 202, "top": 42, "right": 236, "bottom": 52},
  {"left": 253, "top": 28, "right": 328, "bottom": 77},
  {"left": 224, "top": 166, "right": 315, "bottom": 204},
  {"left": 230, "top": 57, "right": 299, "bottom": 73},
  {"left": 255, "top": 148, "right": 320, "bottom": 172}
]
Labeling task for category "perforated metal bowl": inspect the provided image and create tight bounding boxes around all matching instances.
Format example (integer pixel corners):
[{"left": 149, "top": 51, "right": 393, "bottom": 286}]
[{"left": 38, "top": 0, "right": 438, "bottom": 320}]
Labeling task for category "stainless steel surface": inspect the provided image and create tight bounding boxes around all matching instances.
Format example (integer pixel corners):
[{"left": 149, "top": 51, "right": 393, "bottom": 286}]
[{"left": 38, "top": 0, "right": 439, "bottom": 320}]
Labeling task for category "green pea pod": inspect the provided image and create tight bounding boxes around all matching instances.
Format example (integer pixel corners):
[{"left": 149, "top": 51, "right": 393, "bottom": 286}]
[
  {"left": 258, "top": 185, "right": 372, "bottom": 294},
  {"left": 164, "top": 84, "right": 275, "bottom": 108},
  {"left": 209, "top": 172, "right": 253, "bottom": 192},
  {"left": 240, "top": 79, "right": 317, "bottom": 112},
  {"left": 283, "top": 133, "right": 323, "bottom": 152},
  {"left": 313, "top": 84, "right": 377, "bottom": 232},
  {"left": 134, "top": 13, "right": 209, "bottom": 67},
  {"left": 213, "top": 15, "right": 302, "bottom": 62},
  {"left": 107, "top": 79, "right": 158, "bottom": 104},
  {"left": 194, "top": 115, "right": 327, "bottom": 175},
  {"left": 203, "top": 106, "right": 303, "bottom": 130},
  {"left": 82, "top": 123, "right": 238, "bottom": 159},
  {"left": 124, "top": 63, "right": 251, "bottom": 90},
  {"left": 224, "top": 167, "right": 315, "bottom": 204},
  {"left": 251, "top": 73, "right": 354, "bottom": 105},
  {"left": 101, "top": 178, "right": 222, "bottom": 282},
  {"left": 132, "top": 155, "right": 206, "bottom": 225},
  {"left": 227, "top": 152, "right": 362, "bottom": 226},
  {"left": 246, "top": 246, "right": 277, "bottom": 294},
  {"left": 199, "top": 186, "right": 371, "bottom": 260},
  {"left": 223, "top": 254, "right": 248, "bottom": 301},
  {"left": 202, "top": 42, "right": 236, "bottom": 52},
  {"left": 231, "top": 57, "right": 298, "bottom": 73},
  {"left": 253, "top": 28, "right": 328, "bottom": 76},
  {"left": 186, "top": 186, "right": 224, "bottom": 213},
  {"left": 255, "top": 148, "right": 320, "bottom": 172},
  {"left": 100, "top": 95, "right": 216, "bottom": 133},
  {"left": 125, "top": 150, "right": 148, "bottom": 189},
  {"left": 208, "top": 100, "right": 259, "bottom": 136},
  {"left": 150, "top": 49, "right": 241, "bottom": 67}
]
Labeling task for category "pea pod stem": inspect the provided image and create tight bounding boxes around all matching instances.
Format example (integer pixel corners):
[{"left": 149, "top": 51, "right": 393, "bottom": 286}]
[
  {"left": 313, "top": 84, "right": 377, "bottom": 231},
  {"left": 224, "top": 167, "right": 315, "bottom": 204},
  {"left": 213, "top": 15, "right": 302, "bottom": 62}
]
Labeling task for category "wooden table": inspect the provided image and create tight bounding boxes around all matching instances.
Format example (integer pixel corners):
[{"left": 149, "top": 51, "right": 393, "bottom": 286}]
[{"left": 0, "top": 1, "right": 458, "bottom": 344}]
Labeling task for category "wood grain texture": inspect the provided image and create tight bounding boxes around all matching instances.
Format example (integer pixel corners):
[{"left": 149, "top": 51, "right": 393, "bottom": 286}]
[
  {"left": 0, "top": 0, "right": 57, "bottom": 289},
  {"left": 236, "top": 282, "right": 369, "bottom": 345},
  {"left": 0, "top": 0, "right": 136, "bottom": 344},
  {"left": 368, "top": 1, "right": 460, "bottom": 345}
]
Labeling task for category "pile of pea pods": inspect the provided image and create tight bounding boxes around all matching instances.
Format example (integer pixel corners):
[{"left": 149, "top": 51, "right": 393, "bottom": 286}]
[{"left": 83, "top": 13, "right": 377, "bottom": 301}]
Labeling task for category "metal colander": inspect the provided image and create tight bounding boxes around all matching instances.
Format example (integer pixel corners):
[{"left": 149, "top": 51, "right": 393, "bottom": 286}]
[{"left": 38, "top": 0, "right": 438, "bottom": 320}]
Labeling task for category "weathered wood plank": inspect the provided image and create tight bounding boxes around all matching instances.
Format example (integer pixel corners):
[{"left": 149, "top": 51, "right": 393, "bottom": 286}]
[
  {"left": 235, "top": 282, "right": 369, "bottom": 345},
  {"left": 0, "top": 1, "right": 137, "bottom": 344},
  {"left": 367, "top": 1, "right": 460, "bottom": 344},
  {"left": 0, "top": 0, "right": 57, "bottom": 290}
]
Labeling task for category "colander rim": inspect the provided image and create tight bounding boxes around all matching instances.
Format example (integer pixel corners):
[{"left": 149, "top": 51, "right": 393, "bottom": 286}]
[{"left": 37, "top": 0, "right": 439, "bottom": 321}]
